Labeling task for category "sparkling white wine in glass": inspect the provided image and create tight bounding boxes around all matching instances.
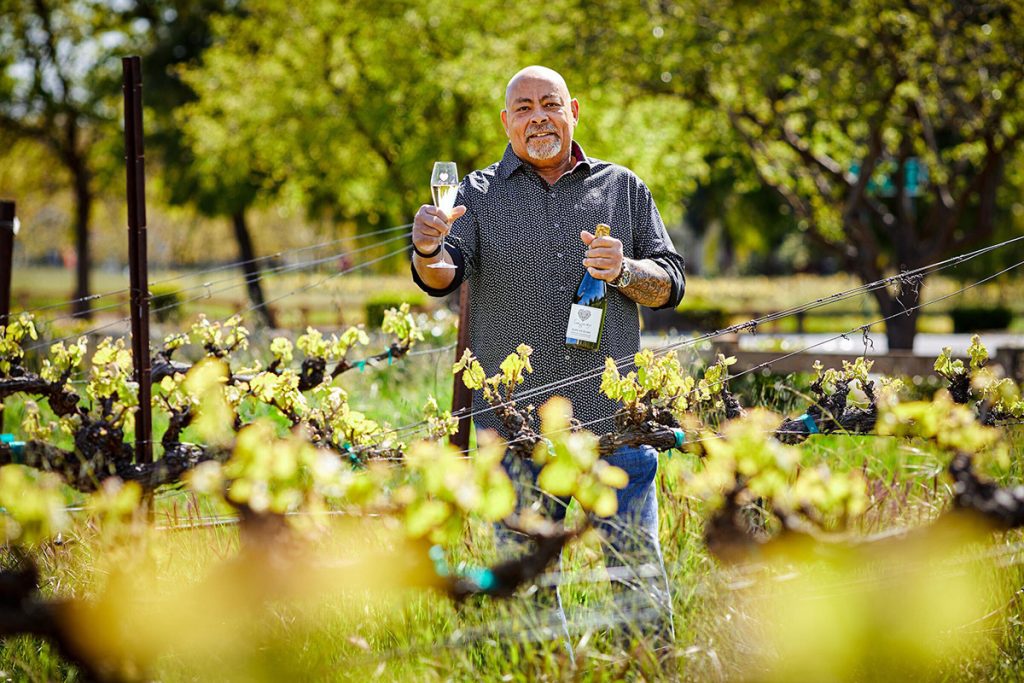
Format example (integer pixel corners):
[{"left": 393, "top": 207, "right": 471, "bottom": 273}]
[
  {"left": 427, "top": 161, "right": 459, "bottom": 269},
  {"left": 431, "top": 183, "right": 458, "bottom": 214}
]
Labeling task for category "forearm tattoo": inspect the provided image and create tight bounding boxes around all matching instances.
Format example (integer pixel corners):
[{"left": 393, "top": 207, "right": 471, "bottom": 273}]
[{"left": 619, "top": 259, "right": 672, "bottom": 308}]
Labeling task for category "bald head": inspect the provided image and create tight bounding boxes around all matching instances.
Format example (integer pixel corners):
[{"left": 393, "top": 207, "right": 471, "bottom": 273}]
[
  {"left": 500, "top": 65, "right": 579, "bottom": 172},
  {"left": 504, "top": 66, "right": 571, "bottom": 110}
]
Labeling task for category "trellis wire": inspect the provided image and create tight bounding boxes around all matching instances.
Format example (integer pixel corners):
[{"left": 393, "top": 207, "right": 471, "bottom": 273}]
[
  {"left": 21, "top": 242, "right": 414, "bottom": 354},
  {"left": 28, "top": 230, "right": 412, "bottom": 329},
  {"left": 374, "top": 234, "right": 1024, "bottom": 442},
  {"left": 14, "top": 222, "right": 413, "bottom": 319},
  {"left": 24, "top": 237, "right": 411, "bottom": 353},
  {"left": 455, "top": 242, "right": 1024, "bottom": 430},
  {"left": 11, "top": 230, "right": 1024, "bottom": 436},
  {"left": 372, "top": 256, "right": 1024, "bottom": 460},
  {"left": 230, "top": 245, "right": 413, "bottom": 323}
]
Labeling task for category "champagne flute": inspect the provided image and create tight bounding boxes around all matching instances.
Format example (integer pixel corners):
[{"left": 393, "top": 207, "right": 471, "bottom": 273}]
[{"left": 427, "top": 161, "right": 459, "bottom": 269}]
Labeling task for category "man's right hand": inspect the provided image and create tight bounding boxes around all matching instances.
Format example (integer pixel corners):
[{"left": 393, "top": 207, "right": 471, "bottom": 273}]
[{"left": 413, "top": 204, "right": 467, "bottom": 255}]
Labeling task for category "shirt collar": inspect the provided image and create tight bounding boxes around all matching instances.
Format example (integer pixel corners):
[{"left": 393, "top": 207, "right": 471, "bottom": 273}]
[{"left": 496, "top": 140, "right": 592, "bottom": 180}]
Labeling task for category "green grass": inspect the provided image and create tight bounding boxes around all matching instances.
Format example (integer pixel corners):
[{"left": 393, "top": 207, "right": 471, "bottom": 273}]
[
  {"left": 6, "top": 428, "right": 1024, "bottom": 681},
  {"left": 718, "top": 311, "right": 957, "bottom": 334}
]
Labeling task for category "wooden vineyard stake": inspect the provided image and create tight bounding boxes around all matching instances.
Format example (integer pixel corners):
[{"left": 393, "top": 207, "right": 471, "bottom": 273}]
[
  {"left": 123, "top": 56, "right": 153, "bottom": 464},
  {"left": 0, "top": 200, "right": 13, "bottom": 433},
  {"left": 450, "top": 283, "right": 472, "bottom": 451},
  {"left": 0, "top": 200, "right": 14, "bottom": 328}
]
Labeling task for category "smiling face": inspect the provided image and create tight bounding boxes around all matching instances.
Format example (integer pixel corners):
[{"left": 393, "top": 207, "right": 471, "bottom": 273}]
[{"left": 501, "top": 67, "right": 579, "bottom": 170}]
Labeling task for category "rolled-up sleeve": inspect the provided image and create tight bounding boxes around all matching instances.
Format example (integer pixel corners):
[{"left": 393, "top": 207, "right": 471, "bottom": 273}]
[
  {"left": 411, "top": 243, "right": 466, "bottom": 297},
  {"left": 631, "top": 180, "right": 686, "bottom": 310},
  {"left": 410, "top": 184, "right": 480, "bottom": 298}
]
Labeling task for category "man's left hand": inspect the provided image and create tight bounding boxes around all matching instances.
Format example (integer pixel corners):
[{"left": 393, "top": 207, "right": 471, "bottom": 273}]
[{"left": 580, "top": 229, "right": 623, "bottom": 282}]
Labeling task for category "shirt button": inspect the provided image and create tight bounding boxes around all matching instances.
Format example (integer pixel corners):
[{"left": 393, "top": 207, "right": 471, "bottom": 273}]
[
  {"left": 565, "top": 355, "right": 570, "bottom": 361},
  {"left": 554, "top": 222, "right": 560, "bottom": 228},
  {"left": 557, "top": 252, "right": 564, "bottom": 258},
  {"left": 559, "top": 286, "right": 566, "bottom": 292},
  {"left": 550, "top": 191, "right": 556, "bottom": 198}
]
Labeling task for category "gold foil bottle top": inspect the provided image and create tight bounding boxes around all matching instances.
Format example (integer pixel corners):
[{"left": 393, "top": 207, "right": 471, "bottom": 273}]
[{"left": 594, "top": 224, "right": 611, "bottom": 239}]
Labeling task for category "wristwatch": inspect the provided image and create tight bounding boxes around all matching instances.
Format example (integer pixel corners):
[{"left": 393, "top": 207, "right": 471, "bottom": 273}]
[{"left": 609, "top": 261, "right": 633, "bottom": 288}]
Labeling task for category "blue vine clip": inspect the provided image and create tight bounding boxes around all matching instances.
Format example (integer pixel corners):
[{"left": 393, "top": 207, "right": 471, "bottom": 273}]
[
  {"left": 340, "top": 441, "right": 361, "bottom": 466},
  {"left": 429, "top": 545, "right": 496, "bottom": 592},
  {"left": 797, "top": 413, "right": 820, "bottom": 434},
  {"left": 428, "top": 545, "right": 448, "bottom": 575},
  {"left": 1, "top": 434, "right": 24, "bottom": 463},
  {"left": 672, "top": 428, "right": 686, "bottom": 450}
]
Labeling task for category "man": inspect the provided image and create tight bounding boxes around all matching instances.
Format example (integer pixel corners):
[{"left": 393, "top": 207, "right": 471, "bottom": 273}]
[{"left": 411, "top": 66, "right": 685, "bottom": 655}]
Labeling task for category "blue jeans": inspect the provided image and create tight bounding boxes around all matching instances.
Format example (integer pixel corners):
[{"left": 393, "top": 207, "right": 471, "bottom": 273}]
[{"left": 496, "top": 444, "right": 675, "bottom": 654}]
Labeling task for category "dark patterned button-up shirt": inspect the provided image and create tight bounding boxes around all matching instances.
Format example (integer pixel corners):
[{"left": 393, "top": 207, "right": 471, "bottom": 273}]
[{"left": 412, "top": 142, "right": 686, "bottom": 438}]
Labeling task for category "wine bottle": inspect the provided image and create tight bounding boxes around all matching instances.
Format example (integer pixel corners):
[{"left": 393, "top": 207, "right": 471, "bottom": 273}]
[{"left": 565, "top": 223, "right": 610, "bottom": 351}]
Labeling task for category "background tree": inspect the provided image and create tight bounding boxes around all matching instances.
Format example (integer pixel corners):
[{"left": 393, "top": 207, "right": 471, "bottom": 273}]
[
  {"left": 0, "top": 0, "right": 140, "bottom": 318},
  {"left": 7, "top": 0, "right": 1020, "bottom": 339},
  {"left": 682, "top": 164, "right": 807, "bottom": 276},
  {"left": 652, "top": 0, "right": 1024, "bottom": 348},
  {"left": 176, "top": 0, "right": 500, "bottom": 240},
  {"left": 126, "top": 0, "right": 277, "bottom": 327},
  {"left": 177, "top": 0, "right": 710, "bottom": 249}
]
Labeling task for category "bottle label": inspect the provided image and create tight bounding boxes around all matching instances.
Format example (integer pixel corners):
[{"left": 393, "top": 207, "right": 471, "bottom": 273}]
[{"left": 566, "top": 304, "right": 602, "bottom": 344}]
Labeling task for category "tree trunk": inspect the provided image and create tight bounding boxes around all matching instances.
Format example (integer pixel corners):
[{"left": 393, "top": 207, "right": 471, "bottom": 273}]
[
  {"left": 231, "top": 209, "right": 276, "bottom": 328},
  {"left": 872, "top": 285, "right": 921, "bottom": 351},
  {"left": 841, "top": 201, "right": 924, "bottom": 351},
  {"left": 70, "top": 161, "right": 92, "bottom": 319}
]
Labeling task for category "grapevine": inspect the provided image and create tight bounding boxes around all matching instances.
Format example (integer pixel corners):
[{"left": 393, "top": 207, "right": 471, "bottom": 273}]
[{"left": 3, "top": 307, "right": 1024, "bottom": 679}]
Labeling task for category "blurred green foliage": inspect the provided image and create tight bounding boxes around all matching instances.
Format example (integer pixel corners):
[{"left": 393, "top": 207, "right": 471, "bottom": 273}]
[
  {"left": 150, "top": 283, "right": 185, "bottom": 322},
  {"left": 950, "top": 305, "right": 1015, "bottom": 333},
  {"left": 365, "top": 291, "right": 427, "bottom": 329},
  {"left": 168, "top": 0, "right": 713, "bottom": 231},
  {"left": 662, "top": 0, "right": 1024, "bottom": 346},
  {"left": 2, "top": 0, "right": 1023, "bottom": 343}
]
